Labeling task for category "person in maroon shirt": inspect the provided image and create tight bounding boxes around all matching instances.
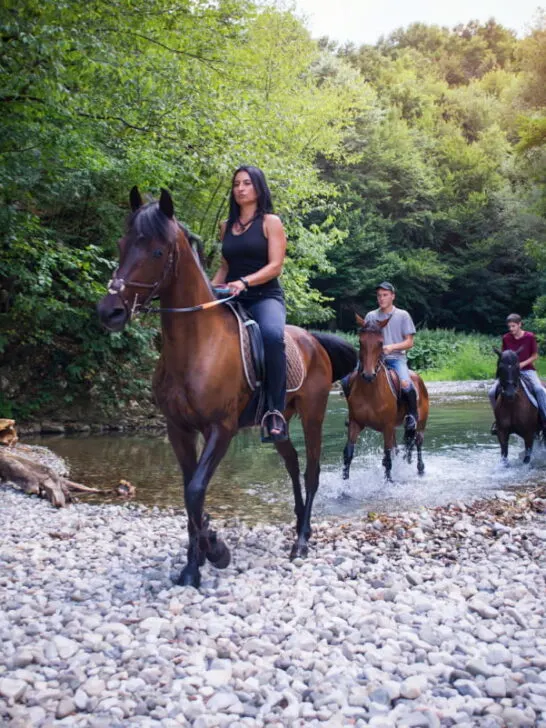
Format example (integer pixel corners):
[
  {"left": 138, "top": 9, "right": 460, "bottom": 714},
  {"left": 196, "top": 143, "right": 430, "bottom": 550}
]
[{"left": 489, "top": 313, "right": 546, "bottom": 433}]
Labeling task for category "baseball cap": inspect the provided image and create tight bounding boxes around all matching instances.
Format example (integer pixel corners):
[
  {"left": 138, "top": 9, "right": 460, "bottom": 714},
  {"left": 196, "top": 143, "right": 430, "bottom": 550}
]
[{"left": 376, "top": 281, "right": 395, "bottom": 293}]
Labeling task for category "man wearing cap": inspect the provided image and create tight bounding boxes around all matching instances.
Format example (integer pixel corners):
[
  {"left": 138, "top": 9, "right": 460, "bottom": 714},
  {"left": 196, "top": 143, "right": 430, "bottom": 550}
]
[
  {"left": 489, "top": 313, "right": 546, "bottom": 436},
  {"left": 364, "top": 282, "right": 419, "bottom": 431}
]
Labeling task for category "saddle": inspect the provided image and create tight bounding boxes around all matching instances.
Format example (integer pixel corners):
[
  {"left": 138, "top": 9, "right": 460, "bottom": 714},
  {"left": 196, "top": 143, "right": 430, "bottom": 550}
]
[
  {"left": 384, "top": 366, "right": 420, "bottom": 403},
  {"left": 224, "top": 301, "right": 306, "bottom": 427}
]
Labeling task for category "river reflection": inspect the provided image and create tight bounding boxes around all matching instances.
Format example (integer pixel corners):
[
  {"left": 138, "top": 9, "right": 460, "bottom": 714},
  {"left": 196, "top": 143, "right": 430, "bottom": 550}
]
[{"left": 25, "top": 390, "right": 546, "bottom": 523}]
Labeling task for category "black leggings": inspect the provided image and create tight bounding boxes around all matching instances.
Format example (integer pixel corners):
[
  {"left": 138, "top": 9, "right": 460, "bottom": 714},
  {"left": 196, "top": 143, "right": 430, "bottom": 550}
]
[{"left": 242, "top": 296, "right": 286, "bottom": 413}]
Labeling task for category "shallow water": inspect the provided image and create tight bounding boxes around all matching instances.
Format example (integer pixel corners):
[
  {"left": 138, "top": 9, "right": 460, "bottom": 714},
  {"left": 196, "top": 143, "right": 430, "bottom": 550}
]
[{"left": 25, "top": 385, "right": 546, "bottom": 523}]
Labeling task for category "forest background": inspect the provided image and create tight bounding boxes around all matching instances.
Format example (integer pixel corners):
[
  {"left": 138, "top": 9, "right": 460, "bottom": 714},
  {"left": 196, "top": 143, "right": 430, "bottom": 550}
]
[{"left": 1, "top": 0, "right": 545, "bottom": 419}]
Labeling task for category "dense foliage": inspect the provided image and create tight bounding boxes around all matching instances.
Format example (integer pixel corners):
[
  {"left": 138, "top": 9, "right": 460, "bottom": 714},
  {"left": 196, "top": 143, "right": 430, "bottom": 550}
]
[
  {"left": 314, "top": 16, "right": 546, "bottom": 333},
  {"left": 1, "top": 2, "right": 545, "bottom": 417}
]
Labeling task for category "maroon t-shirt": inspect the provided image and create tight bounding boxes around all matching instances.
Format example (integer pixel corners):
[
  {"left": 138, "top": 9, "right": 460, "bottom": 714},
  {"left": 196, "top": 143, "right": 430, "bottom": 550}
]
[{"left": 502, "top": 331, "right": 537, "bottom": 370}]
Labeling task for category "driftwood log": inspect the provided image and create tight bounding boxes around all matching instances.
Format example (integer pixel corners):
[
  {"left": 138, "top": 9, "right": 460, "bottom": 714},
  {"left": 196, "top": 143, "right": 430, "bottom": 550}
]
[
  {"left": 0, "top": 423, "right": 100, "bottom": 507},
  {"left": 0, "top": 449, "right": 100, "bottom": 507}
]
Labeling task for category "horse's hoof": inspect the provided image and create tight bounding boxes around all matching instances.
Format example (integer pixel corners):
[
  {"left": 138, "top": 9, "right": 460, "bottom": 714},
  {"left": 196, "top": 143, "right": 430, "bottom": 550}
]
[
  {"left": 177, "top": 566, "right": 201, "bottom": 589},
  {"left": 290, "top": 543, "right": 308, "bottom": 560},
  {"left": 342, "top": 470, "right": 350, "bottom": 480},
  {"left": 207, "top": 539, "right": 231, "bottom": 569},
  {"left": 418, "top": 466, "right": 425, "bottom": 475},
  {"left": 523, "top": 456, "right": 531, "bottom": 464}
]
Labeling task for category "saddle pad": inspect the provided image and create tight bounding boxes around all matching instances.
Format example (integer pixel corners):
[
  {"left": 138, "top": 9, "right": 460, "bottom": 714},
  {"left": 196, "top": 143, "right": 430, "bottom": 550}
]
[
  {"left": 520, "top": 379, "right": 538, "bottom": 409},
  {"left": 228, "top": 306, "right": 305, "bottom": 393},
  {"left": 384, "top": 366, "right": 420, "bottom": 402}
]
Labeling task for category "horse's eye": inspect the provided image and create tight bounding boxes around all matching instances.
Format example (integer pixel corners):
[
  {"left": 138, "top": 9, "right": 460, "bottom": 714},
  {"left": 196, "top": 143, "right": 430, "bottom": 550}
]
[{"left": 153, "top": 249, "right": 163, "bottom": 259}]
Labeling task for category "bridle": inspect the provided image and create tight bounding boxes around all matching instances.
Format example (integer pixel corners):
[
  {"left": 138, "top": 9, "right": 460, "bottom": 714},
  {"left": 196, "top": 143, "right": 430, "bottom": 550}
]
[
  {"left": 358, "top": 327, "right": 385, "bottom": 380},
  {"left": 107, "top": 222, "right": 236, "bottom": 318},
  {"left": 497, "top": 357, "right": 521, "bottom": 396}
]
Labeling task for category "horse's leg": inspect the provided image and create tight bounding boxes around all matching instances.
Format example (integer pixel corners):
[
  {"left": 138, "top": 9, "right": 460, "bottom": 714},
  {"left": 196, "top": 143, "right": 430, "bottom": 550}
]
[
  {"left": 290, "top": 399, "right": 328, "bottom": 561},
  {"left": 498, "top": 429, "right": 509, "bottom": 464},
  {"left": 416, "top": 430, "right": 425, "bottom": 475},
  {"left": 167, "top": 421, "right": 198, "bottom": 487},
  {"left": 404, "top": 425, "right": 416, "bottom": 463},
  {"left": 178, "top": 424, "right": 234, "bottom": 588},
  {"left": 275, "top": 409, "right": 304, "bottom": 532},
  {"left": 166, "top": 421, "right": 202, "bottom": 561},
  {"left": 343, "top": 420, "right": 361, "bottom": 480},
  {"left": 523, "top": 432, "right": 534, "bottom": 464},
  {"left": 383, "top": 426, "right": 395, "bottom": 482}
]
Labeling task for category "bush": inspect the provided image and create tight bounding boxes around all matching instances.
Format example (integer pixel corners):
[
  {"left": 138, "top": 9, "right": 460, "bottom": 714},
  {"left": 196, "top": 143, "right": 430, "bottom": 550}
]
[{"left": 318, "top": 328, "right": 498, "bottom": 380}]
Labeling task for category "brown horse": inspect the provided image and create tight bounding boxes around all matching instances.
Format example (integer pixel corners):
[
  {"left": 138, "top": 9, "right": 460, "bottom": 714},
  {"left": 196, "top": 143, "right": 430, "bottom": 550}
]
[
  {"left": 493, "top": 349, "right": 540, "bottom": 464},
  {"left": 97, "top": 188, "right": 357, "bottom": 588},
  {"left": 342, "top": 315, "right": 429, "bottom": 481}
]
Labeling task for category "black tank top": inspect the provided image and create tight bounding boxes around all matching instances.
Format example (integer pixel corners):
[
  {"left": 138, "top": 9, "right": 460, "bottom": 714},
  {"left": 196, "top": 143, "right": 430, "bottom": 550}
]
[{"left": 222, "top": 217, "right": 283, "bottom": 299}]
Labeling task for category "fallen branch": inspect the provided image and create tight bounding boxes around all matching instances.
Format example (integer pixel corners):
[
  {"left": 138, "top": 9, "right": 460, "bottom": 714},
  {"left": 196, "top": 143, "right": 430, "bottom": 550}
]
[{"left": 0, "top": 449, "right": 101, "bottom": 507}]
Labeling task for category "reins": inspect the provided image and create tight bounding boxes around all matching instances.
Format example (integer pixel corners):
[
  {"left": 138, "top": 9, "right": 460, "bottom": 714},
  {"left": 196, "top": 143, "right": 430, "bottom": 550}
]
[{"left": 141, "top": 294, "right": 238, "bottom": 315}]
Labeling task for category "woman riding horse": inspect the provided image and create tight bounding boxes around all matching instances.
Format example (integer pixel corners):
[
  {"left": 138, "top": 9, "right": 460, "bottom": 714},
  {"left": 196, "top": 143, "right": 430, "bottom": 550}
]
[
  {"left": 212, "top": 166, "right": 287, "bottom": 443},
  {"left": 97, "top": 187, "right": 357, "bottom": 588}
]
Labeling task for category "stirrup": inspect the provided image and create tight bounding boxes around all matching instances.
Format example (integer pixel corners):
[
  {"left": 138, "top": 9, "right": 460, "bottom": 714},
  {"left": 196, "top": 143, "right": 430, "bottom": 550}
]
[
  {"left": 260, "top": 410, "right": 288, "bottom": 443},
  {"left": 491, "top": 421, "right": 498, "bottom": 436},
  {"left": 404, "top": 414, "right": 418, "bottom": 432}
]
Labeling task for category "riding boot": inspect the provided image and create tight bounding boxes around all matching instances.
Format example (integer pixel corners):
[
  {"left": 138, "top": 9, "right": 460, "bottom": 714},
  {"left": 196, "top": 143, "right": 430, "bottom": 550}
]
[
  {"left": 403, "top": 388, "right": 418, "bottom": 432},
  {"left": 340, "top": 373, "right": 351, "bottom": 399}
]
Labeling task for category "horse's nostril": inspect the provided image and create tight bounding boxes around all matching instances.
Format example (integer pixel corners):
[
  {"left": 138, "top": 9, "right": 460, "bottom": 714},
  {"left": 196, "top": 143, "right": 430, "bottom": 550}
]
[{"left": 97, "top": 303, "right": 128, "bottom": 332}]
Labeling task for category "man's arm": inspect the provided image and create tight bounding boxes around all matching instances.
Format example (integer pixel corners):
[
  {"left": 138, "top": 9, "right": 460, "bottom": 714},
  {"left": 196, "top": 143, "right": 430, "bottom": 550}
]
[
  {"left": 384, "top": 334, "right": 414, "bottom": 356},
  {"left": 520, "top": 333, "right": 539, "bottom": 369},
  {"left": 520, "top": 352, "right": 538, "bottom": 368}
]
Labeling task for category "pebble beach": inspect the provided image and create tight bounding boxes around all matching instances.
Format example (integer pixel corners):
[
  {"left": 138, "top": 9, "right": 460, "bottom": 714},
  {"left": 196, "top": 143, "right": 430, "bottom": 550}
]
[{"left": 1, "top": 479, "right": 545, "bottom": 728}]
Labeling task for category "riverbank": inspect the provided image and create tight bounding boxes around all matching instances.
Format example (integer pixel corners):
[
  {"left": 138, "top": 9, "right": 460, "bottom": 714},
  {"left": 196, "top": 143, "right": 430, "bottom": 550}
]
[
  {"left": 1, "top": 483, "right": 545, "bottom": 728},
  {"left": 16, "top": 380, "right": 494, "bottom": 437}
]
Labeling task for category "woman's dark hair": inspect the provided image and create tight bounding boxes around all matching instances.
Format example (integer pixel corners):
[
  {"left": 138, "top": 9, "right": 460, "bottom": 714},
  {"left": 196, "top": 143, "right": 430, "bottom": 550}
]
[{"left": 227, "top": 165, "right": 274, "bottom": 230}]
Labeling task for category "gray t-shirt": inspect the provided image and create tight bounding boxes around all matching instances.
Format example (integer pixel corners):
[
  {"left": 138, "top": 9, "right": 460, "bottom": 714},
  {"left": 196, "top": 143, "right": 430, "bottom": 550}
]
[{"left": 365, "top": 306, "right": 416, "bottom": 360}]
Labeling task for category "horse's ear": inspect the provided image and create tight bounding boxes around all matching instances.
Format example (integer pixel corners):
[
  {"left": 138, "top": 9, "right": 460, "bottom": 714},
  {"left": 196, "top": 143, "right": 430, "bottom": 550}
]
[
  {"left": 378, "top": 316, "right": 391, "bottom": 329},
  {"left": 515, "top": 345, "right": 524, "bottom": 356},
  {"left": 130, "top": 186, "right": 143, "bottom": 212},
  {"left": 159, "top": 188, "right": 174, "bottom": 219},
  {"left": 493, "top": 347, "right": 502, "bottom": 358},
  {"left": 355, "top": 313, "right": 365, "bottom": 328}
]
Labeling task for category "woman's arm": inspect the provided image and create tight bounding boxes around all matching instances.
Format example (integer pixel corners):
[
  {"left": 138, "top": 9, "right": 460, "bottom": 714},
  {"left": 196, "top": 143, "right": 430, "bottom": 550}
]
[{"left": 227, "top": 215, "right": 286, "bottom": 294}]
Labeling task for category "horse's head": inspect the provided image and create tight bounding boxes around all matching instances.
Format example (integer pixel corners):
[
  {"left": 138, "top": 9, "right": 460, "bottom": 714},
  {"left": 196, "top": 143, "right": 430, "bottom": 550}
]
[
  {"left": 495, "top": 347, "right": 521, "bottom": 400},
  {"left": 97, "top": 187, "right": 180, "bottom": 332},
  {"left": 355, "top": 313, "right": 390, "bottom": 382}
]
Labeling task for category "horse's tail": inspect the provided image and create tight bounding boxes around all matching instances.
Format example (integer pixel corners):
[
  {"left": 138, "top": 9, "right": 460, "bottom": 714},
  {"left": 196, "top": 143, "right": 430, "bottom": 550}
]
[{"left": 312, "top": 333, "right": 358, "bottom": 382}]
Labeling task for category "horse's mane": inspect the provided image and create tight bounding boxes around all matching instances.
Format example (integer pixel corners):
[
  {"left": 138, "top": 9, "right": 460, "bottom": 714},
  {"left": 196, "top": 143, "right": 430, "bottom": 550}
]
[
  {"left": 359, "top": 321, "right": 384, "bottom": 336},
  {"left": 497, "top": 349, "right": 521, "bottom": 379},
  {"left": 128, "top": 201, "right": 206, "bottom": 267},
  {"left": 128, "top": 202, "right": 172, "bottom": 243}
]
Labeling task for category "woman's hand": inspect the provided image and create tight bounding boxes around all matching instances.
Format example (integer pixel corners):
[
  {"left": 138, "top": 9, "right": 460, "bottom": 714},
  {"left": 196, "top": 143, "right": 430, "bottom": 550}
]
[{"left": 226, "top": 279, "right": 247, "bottom": 296}]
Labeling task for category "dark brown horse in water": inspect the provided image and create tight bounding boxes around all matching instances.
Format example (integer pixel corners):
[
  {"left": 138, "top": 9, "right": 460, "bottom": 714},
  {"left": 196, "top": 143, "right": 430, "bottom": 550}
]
[
  {"left": 342, "top": 315, "right": 429, "bottom": 481},
  {"left": 493, "top": 349, "right": 540, "bottom": 464},
  {"left": 97, "top": 188, "right": 357, "bottom": 588}
]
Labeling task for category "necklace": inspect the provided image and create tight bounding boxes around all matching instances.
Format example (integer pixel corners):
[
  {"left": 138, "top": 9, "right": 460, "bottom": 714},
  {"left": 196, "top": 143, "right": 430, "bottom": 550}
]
[{"left": 235, "top": 213, "right": 257, "bottom": 232}]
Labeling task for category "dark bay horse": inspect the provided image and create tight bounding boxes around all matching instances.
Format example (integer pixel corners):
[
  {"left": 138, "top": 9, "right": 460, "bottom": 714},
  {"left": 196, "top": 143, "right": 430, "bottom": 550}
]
[
  {"left": 97, "top": 188, "right": 357, "bottom": 588},
  {"left": 342, "top": 315, "right": 429, "bottom": 481},
  {"left": 493, "top": 349, "right": 540, "bottom": 464}
]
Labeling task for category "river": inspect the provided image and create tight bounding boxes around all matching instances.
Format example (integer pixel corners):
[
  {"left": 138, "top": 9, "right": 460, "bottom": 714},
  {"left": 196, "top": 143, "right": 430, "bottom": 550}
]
[{"left": 25, "top": 382, "right": 546, "bottom": 523}]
